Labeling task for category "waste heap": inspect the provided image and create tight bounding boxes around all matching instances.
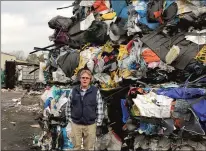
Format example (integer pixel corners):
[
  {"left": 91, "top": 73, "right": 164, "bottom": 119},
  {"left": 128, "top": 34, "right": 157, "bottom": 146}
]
[{"left": 32, "top": 0, "right": 206, "bottom": 150}]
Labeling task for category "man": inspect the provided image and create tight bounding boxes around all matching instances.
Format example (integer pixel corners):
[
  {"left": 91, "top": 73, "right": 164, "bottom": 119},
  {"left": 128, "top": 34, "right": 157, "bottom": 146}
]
[{"left": 65, "top": 69, "right": 104, "bottom": 150}]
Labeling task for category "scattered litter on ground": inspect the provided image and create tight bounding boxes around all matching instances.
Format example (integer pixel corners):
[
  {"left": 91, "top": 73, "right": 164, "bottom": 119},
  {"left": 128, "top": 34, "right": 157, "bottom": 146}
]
[
  {"left": 12, "top": 98, "right": 21, "bottom": 102},
  {"left": 1, "top": 89, "right": 8, "bottom": 92},
  {"left": 17, "top": 104, "right": 42, "bottom": 113},
  {"left": 16, "top": 101, "right": 21, "bottom": 106},
  {"left": 10, "top": 122, "right": 16, "bottom": 126},
  {"left": 30, "top": 125, "right": 40, "bottom": 128},
  {"left": 28, "top": 91, "right": 42, "bottom": 96}
]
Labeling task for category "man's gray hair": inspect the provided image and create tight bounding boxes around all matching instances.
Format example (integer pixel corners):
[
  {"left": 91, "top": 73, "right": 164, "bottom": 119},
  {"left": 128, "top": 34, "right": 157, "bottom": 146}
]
[{"left": 80, "top": 69, "right": 92, "bottom": 79}]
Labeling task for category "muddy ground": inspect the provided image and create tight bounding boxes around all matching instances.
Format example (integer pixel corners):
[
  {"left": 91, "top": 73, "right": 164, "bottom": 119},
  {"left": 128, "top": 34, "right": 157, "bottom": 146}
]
[{"left": 1, "top": 90, "right": 43, "bottom": 150}]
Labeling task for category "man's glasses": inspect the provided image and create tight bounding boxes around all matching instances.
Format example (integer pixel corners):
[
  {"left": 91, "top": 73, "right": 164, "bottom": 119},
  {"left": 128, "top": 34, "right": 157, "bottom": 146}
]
[{"left": 81, "top": 77, "right": 90, "bottom": 80}]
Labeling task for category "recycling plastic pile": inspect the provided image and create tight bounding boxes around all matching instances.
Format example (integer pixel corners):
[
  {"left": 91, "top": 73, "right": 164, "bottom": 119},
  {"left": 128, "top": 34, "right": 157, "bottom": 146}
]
[
  {"left": 33, "top": 86, "right": 73, "bottom": 150},
  {"left": 32, "top": 0, "right": 206, "bottom": 150}
]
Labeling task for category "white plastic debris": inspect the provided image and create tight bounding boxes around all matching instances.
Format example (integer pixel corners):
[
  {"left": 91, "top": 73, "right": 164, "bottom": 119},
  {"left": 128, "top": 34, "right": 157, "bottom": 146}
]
[
  {"left": 30, "top": 124, "right": 40, "bottom": 128},
  {"left": 10, "top": 122, "right": 16, "bottom": 126},
  {"left": 185, "top": 29, "right": 206, "bottom": 45},
  {"left": 12, "top": 98, "right": 21, "bottom": 102}
]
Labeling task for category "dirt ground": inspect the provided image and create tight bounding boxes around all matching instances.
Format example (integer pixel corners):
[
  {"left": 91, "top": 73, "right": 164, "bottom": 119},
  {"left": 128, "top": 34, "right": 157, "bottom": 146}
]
[{"left": 1, "top": 90, "right": 43, "bottom": 150}]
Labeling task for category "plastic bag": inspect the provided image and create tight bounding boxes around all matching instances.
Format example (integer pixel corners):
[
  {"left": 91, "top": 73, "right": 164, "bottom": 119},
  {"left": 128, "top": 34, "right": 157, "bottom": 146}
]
[
  {"left": 52, "top": 67, "right": 70, "bottom": 83},
  {"left": 94, "top": 73, "right": 111, "bottom": 84},
  {"left": 84, "top": 21, "right": 108, "bottom": 44},
  {"left": 41, "top": 89, "right": 53, "bottom": 103},
  {"left": 95, "top": 132, "right": 122, "bottom": 151},
  {"left": 66, "top": 123, "right": 72, "bottom": 138},
  {"left": 48, "top": 15, "right": 73, "bottom": 31},
  {"left": 56, "top": 96, "right": 68, "bottom": 112},
  {"left": 39, "top": 62, "right": 46, "bottom": 83}
]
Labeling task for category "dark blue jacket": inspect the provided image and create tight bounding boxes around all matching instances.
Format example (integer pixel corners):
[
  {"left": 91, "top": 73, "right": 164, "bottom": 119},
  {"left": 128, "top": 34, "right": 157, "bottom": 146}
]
[{"left": 71, "top": 85, "right": 98, "bottom": 125}]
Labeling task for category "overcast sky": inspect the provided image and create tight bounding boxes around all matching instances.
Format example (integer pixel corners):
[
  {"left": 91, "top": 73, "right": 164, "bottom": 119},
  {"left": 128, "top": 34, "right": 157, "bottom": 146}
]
[{"left": 1, "top": 1, "right": 74, "bottom": 57}]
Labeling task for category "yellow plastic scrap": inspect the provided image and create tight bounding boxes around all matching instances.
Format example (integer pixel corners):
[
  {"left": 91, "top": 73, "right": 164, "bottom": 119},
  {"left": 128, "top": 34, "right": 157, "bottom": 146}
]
[
  {"left": 132, "top": 104, "right": 141, "bottom": 116},
  {"left": 117, "top": 45, "right": 129, "bottom": 60},
  {"left": 102, "top": 41, "right": 114, "bottom": 53},
  {"left": 97, "top": 52, "right": 103, "bottom": 60},
  {"left": 110, "top": 78, "right": 118, "bottom": 88},
  {"left": 81, "top": 43, "right": 91, "bottom": 51},
  {"left": 102, "top": 12, "right": 116, "bottom": 20},
  {"left": 119, "top": 69, "right": 132, "bottom": 79},
  {"left": 74, "top": 56, "right": 86, "bottom": 75},
  {"left": 42, "top": 66, "right": 47, "bottom": 71},
  {"left": 100, "top": 72, "right": 119, "bottom": 90},
  {"left": 110, "top": 71, "right": 116, "bottom": 79},
  {"left": 195, "top": 45, "right": 206, "bottom": 63},
  {"left": 101, "top": 82, "right": 107, "bottom": 89},
  {"left": 101, "top": 83, "right": 114, "bottom": 91},
  {"left": 89, "top": 47, "right": 95, "bottom": 53},
  {"left": 111, "top": 71, "right": 120, "bottom": 86}
]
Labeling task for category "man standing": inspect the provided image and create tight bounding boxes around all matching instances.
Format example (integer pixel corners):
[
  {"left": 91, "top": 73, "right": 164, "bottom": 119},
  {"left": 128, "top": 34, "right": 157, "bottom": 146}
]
[{"left": 65, "top": 69, "right": 104, "bottom": 150}]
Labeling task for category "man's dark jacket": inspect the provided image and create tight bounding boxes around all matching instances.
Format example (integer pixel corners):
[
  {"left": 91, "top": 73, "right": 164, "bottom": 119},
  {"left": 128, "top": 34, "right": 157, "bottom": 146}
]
[{"left": 71, "top": 85, "right": 98, "bottom": 125}]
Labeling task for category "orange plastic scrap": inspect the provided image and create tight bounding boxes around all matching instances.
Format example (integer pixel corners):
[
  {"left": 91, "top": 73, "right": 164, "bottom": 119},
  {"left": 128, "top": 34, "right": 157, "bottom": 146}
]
[
  {"left": 137, "top": 88, "right": 144, "bottom": 94},
  {"left": 153, "top": 9, "right": 163, "bottom": 24},
  {"left": 142, "top": 49, "right": 160, "bottom": 63},
  {"left": 128, "top": 87, "right": 147, "bottom": 96},
  {"left": 93, "top": 0, "right": 109, "bottom": 13},
  {"left": 174, "top": 119, "right": 183, "bottom": 128}
]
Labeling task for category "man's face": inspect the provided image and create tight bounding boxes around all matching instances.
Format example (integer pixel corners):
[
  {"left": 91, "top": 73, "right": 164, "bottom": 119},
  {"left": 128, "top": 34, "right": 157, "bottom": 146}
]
[{"left": 80, "top": 73, "right": 91, "bottom": 88}]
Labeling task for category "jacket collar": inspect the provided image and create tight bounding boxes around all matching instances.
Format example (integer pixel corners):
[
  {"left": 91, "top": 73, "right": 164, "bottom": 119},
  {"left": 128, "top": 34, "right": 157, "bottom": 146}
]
[{"left": 75, "top": 85, "right": 93, "bottom": 93}]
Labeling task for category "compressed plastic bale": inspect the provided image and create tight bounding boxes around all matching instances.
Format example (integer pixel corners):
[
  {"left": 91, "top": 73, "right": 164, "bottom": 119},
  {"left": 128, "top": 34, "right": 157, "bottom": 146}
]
[{"left": 141, "top": 32, "right": 199, "bottom": 70}]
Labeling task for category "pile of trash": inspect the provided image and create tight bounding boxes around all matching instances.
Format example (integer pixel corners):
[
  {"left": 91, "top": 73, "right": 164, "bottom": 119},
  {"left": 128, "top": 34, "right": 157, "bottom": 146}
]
[
  {"left": 32, "top": 0, "right": 206, "bottom": 150},
  {"left": 33, "top": 86, "right": 73, "bottom": 150},
  {"left": 33, "top": 0, "right": 206, "bottom": 87}
]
